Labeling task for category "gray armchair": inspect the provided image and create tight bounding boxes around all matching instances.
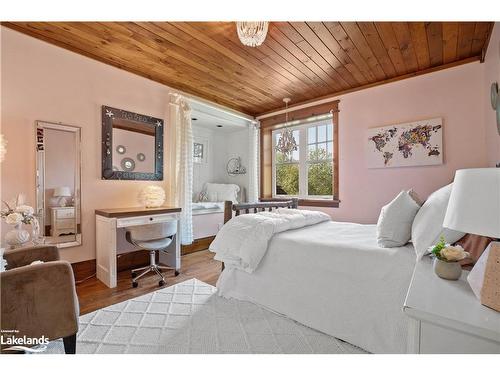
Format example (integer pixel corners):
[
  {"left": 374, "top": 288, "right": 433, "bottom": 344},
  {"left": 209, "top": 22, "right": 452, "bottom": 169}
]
[{"left": 1, "top": 245, "right": 79, "bottom": 354}]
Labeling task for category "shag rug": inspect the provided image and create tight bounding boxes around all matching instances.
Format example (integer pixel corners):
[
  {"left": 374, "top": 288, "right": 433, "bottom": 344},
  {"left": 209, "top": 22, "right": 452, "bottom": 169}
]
[{"left": 43, "top": 278, "right": 367, "bottom": 354}]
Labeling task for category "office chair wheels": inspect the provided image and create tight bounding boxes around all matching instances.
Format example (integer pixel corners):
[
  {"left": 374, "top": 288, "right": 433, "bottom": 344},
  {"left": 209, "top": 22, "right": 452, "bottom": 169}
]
[
  {"left": 131, "top": 272, "right": 137, "bottom": 278},
  {"left": 175, "top": 270, "right": 180, "bottom": 277},
  {"left": 132, "top": 281, "right": 138, "bottom": 288},
  {"left": 159, "top": 280, "right": 165, "bottom": 287}
]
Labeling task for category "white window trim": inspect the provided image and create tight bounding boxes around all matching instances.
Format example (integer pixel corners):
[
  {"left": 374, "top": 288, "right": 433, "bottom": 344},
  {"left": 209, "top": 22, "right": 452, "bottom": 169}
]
[{"left": 272, "top": 117, "right": 334, "bottom": 200}]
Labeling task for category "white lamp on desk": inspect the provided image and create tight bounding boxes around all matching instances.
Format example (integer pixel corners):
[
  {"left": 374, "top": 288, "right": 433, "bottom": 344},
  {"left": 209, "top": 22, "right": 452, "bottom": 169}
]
[{"left": 443, "top": 168, "right": 500, "bottom": 312}]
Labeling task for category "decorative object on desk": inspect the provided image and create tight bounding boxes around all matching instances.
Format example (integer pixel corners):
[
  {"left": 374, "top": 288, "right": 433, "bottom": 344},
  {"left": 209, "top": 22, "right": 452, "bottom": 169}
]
[
  {"left": 137, "top": 152, "right": 146, "bottom": 162},
  {"left": 0, "top": 133, "right": 7, "bottom": 162},
  {"left": 138, "top": 185, "right": 166, "bottom": 208},
  {"left": 1, "top": 199, "right": 36, "bottom": 249},
  {"left": 443, "top": 168, "right": 500, "bottom": 312},
  {"left": 226, "top": 156, "right": 247, "bottom": 176},
  {"left": 367, "top": 117, "right": 443, "bottom": 168},
  {"left": 430, "top": 236, "right": 469, "bottom": 280},
  {"left": 53, "top": 186, "right": 72, "bottom": 207}
]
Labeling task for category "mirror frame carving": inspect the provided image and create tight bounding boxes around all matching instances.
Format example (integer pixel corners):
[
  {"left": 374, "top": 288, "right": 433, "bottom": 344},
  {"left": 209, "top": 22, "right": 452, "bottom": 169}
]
[{"left": 101, "top": 105, "right": 164, "bottom": 181}]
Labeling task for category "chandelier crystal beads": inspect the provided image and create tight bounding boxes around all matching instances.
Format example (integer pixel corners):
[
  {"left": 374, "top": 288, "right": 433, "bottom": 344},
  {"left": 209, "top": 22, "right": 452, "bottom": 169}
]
[
  {"left": 275, "top": 98, "right": 298, "bottom": 156},
  {"left": 236, "top": 22, "right": 269, "bottom": 47}
]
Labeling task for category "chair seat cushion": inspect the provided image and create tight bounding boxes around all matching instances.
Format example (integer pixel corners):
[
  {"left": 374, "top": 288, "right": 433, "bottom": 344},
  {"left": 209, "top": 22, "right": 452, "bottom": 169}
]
[{"left": 134, "top": 237, "right": 173, "bottom": 251}]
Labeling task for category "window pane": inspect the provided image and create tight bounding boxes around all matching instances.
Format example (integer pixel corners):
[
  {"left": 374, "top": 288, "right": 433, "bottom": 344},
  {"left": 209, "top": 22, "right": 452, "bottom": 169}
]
[
  {"left": 308, "top": 126, "right": 316, "bottom": 144},
  {"left": 308, "top": 144, "right": 316, "bottom": 160},
  {"left": 291, "top": 130, "right": 300, "bottom": 161},
  {"left": 276, "top": 163, "right": 299, "bottom": 195},
  {"left": 327, "top": 124, "right": 333, "bottom": 141},
  {"left": 327, "top": 141, "right": 333, "bottom": 158},
  {"left": 318, "top": 125, "right": 327, "bottom": 142},
  {"left": 308, "top": 162, "right": 332, "bottom": 196}
]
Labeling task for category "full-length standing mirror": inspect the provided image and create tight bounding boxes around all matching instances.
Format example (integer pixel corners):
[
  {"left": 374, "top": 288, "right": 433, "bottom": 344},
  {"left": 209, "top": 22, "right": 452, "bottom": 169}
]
[{"left": 36, "top": 121, "right": 82, "bottom": 248}]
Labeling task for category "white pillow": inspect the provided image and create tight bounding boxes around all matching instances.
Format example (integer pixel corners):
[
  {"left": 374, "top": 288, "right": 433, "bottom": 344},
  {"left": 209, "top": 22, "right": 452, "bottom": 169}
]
[
  {"left": 411, "top": 184, "right": 465, "bottom": 260},
  {"left": 204, "top": 183, "right": 240, "bottom": 203},
  {"left": 377, "top": 190, "right": 421, "bottom": 248}
]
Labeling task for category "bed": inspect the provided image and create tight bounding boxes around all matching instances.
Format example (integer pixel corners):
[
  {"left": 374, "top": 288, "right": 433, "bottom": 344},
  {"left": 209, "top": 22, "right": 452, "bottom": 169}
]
[{"left": 213, "top": 201, "right": 416, "bottom": 354}]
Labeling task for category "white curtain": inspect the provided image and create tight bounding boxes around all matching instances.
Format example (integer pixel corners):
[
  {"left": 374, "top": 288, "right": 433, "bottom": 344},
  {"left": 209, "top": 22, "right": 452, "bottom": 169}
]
[
  {"left": 247, "top": 122, "right": 260, "bottom": 203},
  {"left": 170, "top": 94, "right": 193, "bottom": 245}
]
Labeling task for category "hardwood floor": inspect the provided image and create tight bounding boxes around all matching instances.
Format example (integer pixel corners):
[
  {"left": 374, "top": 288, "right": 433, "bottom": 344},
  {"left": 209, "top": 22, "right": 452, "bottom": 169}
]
[{"left": 75, "top": 250, "right": 221, "bottom": 315}]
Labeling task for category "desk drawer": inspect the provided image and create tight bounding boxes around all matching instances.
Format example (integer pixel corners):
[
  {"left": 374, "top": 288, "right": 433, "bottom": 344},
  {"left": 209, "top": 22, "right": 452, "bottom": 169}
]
[
  {"left": 56, "top": 209, "right": 75, "bottom": 219},
  {"left": 117, "top": 213, "right": 179, "bottom": 228}
]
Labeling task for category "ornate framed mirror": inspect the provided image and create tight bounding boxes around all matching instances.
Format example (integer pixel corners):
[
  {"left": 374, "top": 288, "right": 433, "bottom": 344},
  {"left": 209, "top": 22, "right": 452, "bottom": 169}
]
[
  {"left": 101, "top": 105, "right": 164, "bottom": 180},
  {"left": 36, "top": 121, "right": 82, "bottom": 248}
]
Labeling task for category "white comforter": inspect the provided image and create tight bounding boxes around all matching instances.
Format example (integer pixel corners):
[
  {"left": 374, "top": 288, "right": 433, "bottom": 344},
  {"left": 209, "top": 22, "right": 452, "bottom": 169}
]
[
  {"left": 216, "top": 221, "right": 416, "bottom": 353},
  {"left": 209, "top": 208, "right": 330, "bottom": 273}
]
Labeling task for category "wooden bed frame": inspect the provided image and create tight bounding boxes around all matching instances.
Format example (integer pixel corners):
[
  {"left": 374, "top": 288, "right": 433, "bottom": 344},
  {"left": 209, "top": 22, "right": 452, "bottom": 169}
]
[
  {"left": 220, "top": 198, "right": 299, "bottom": 271},
  {"left": 223, "top": 198, "right": 299, "bottom": 224}
]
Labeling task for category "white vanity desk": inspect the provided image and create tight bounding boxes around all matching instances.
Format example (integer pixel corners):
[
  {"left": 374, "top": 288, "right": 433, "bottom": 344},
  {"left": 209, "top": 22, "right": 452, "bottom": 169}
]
[{"left": 95, "top": 206, "right": 182, "bottom": 288}]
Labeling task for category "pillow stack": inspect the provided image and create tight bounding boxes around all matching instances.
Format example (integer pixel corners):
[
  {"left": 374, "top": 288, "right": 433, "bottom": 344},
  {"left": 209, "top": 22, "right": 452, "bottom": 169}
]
[
  {"left": 376, "top": 183, "right": 466, "bottom": 260},
  {"left": 377, "top": 190, "right": 421, "bottom": 248},
  {"left": 411, "top": 184, "right": 465, "bottom": 260}
]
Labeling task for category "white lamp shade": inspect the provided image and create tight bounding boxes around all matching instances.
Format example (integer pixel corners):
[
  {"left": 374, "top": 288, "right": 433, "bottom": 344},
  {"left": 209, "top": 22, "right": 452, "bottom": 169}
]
[
  {"left": 443, "top": 168, "right": 500, "bottom": 238},
  {"left": 53, "top": 186, "right": 72, "bottom": 197}
]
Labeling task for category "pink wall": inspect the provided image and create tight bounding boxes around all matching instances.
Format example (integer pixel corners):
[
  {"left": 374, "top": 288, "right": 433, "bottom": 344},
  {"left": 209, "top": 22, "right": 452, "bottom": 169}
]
[
  {"left": 0, "top": 25, "right": 495, "bottom": 262},
  {"left": 315, "top": 62, "right": 489, "bottom": 224},
  {"left": 1, "top": 27, "right": 175, "bottom": 263},
  {"left": 483, "top": 23, "right": 500, "bottom": 167}
]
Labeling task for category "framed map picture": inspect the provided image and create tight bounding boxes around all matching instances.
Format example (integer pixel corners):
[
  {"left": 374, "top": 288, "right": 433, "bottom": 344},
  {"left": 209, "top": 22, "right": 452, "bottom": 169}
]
[{"left": 366, "top": 117, "right": 443, "bottom": 168}]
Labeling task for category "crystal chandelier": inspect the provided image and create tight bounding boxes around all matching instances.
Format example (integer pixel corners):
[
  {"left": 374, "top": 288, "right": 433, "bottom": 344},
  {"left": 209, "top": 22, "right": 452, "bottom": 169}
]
[
  {"left": 236, "top": 22, "right": 269, "bottom": 47},
  {"left": 275, "top": 98, "right": 298, "bottom": 156}
]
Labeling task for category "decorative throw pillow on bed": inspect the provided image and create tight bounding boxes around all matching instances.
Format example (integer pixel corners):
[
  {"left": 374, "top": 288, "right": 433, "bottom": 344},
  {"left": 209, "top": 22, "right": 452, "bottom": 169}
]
[
  {"left": 376, "top": 190, "right": 421, "bottom": 248},
  {"left": 411, "top": 183, "right": 466, "bottom": 260}
]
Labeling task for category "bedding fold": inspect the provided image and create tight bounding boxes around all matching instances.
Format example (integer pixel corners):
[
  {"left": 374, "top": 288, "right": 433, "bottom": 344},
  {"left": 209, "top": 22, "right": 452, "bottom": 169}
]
[{"left": 209, "top": 208, "right": 330, "bottom": 273}]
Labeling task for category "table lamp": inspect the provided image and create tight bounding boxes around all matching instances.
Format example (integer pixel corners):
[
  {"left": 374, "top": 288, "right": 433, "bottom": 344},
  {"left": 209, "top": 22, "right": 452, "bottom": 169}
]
[
  {"left": 53, "top": 186, "right": 72, "bottom": 207},
  {"left": 443, "top": 168, "right": 500, "bottom": 312}
]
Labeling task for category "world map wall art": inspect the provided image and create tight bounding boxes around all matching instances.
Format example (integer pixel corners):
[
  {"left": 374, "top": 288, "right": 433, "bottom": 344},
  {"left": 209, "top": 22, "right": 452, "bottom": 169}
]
[{"left": 366, "top": 117, "right": 443, "bottom": 168}]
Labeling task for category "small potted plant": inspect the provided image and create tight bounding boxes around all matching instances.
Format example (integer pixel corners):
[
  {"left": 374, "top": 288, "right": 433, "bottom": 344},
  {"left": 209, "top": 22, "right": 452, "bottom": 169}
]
[{"left": 430, "top": 236, "right": 470, "bottom": 280}]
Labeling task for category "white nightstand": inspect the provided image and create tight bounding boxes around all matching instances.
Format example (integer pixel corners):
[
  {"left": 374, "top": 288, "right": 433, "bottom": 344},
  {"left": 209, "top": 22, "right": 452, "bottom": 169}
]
[
  {"left": 404, "top": 256, "right": 500, "bottom": 354},
  {"left": 50, "top": 206, "right": 76, "bottom": 237}
]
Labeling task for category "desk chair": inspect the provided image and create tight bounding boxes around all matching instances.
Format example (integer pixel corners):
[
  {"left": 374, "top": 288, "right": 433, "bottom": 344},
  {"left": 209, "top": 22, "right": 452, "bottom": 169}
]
[{"left": 125, "top": 222, "right": 179, "bottom": 288}]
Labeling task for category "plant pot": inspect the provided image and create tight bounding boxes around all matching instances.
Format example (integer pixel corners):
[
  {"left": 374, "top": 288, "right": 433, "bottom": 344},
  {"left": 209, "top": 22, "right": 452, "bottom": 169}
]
[
  {"left": 433, "top": 258, "right": 462, "bottom": 280},
  {"left": 5, "top": 223, "right": 30, "bottom": 249}
]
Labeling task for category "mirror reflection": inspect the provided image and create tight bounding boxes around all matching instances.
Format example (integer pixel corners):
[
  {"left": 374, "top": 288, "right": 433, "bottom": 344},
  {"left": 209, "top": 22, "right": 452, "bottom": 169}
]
[
  {"left": 112, "top": 118, "right": 156, "bottom": 174},
  {"left": 36, "top": 121, "right": 82, "bottom": 248}
]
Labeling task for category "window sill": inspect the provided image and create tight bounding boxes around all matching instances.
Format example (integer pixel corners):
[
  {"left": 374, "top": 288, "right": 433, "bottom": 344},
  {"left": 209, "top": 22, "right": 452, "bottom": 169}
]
[{"left": 298, "top": 199, "right": 340, "bottom": 208}]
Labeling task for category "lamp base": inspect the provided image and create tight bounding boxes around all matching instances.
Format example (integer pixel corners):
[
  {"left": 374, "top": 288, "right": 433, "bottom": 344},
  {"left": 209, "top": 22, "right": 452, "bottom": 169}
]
[{"left": 467, "top": 241, "right": 500, "bottom": 312}]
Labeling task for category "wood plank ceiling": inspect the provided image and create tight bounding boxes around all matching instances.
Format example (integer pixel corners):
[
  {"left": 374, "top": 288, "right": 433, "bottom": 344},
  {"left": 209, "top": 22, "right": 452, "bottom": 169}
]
[{"left": 3, "top": 22, "right": 494, "bottom": 116}]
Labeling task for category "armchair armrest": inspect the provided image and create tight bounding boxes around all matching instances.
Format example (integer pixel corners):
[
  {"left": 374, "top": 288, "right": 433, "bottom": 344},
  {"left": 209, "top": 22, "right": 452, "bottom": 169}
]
[
  {"left": 4, "top": 245, "right": 59, "bottom": 269},
  {"left": 0, "top": 261, "right": 79, "bottom": 342}
]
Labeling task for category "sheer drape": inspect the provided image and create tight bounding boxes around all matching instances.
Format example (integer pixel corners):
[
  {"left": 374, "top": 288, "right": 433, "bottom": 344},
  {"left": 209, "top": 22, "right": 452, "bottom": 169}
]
[
  {"left": 247, "top": 122, "right": 260, "bottom": 203},
  {"left": 170, "top": 94, "right": 193, "bottom": 245}
]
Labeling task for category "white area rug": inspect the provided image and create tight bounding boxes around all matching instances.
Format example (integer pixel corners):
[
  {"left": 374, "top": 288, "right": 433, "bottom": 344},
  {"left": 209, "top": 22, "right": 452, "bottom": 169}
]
[{"left": 44, "top": 279, "right": 367, "bottom": 354}]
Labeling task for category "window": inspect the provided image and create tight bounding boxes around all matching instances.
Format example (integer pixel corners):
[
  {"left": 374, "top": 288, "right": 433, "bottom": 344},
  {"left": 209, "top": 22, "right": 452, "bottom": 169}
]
[{"left": 272, "top": 115, "right": 337, "bottom": 202}]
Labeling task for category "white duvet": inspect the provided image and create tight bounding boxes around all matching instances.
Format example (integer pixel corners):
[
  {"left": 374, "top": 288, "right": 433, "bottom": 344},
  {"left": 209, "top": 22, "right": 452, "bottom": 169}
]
[
  {"left": 209, "top": 208, "right": 330, "bottom": 273},
  {"left": 216, "top": 221, "right": 416, "bottom": 354}
]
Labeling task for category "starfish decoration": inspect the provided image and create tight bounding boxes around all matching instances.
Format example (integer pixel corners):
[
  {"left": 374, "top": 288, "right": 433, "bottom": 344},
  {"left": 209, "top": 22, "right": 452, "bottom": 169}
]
[
  {"left": 156, "top": 120, "right": 162, "bottom": 127},
  {"left": 105, "top": 109, "right": 114, "bottom": 118}
]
